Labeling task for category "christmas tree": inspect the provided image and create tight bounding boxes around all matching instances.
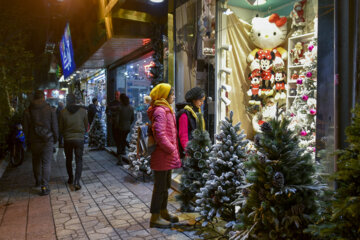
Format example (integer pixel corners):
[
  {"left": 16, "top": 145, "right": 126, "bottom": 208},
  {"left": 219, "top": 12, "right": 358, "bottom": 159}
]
[
  {"left": 288, "top": 39, "right": 318, "bottom": 159},
  {"left": 233, "top": 108, "right": 322, "bottom": 240},
  {"left": 307, "top": 105, "right": 360, "bottom": 240},
  {"left": 150, "top": 29, "right": 164, "bottom": 87},
  {"left": 88, "top": 113, "right": 106, "bottom": 150},
  {"left": 177, "top": 113, "right": 212, "bottom": 212},
  {"left": 128, "top": 119, "right": 152, "bottom": 176},
  {"left": 195, "top": 111, "right": 248, "bottom": 226}
]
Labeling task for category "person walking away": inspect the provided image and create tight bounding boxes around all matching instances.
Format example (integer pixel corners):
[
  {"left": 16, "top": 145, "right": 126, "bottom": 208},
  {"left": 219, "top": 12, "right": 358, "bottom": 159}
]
[
  {"left": 59, "top": 94, "right": 88, "bottom": 191},
  {"left": 176, "top": 87, "right": 206, "bottom": 158},
  {"left": 106, "top": 91, "right": 122, "bottom": 155},
  {"left": 115, "top": 93, "right": 134, "bottom": 166},
  {"left": 147, "top": 83, "right": 181, "bottom": 228},
  {"left": 56, "top": 101, "right": 64, "bottom": 148},
  {"left": 23, "top": 90, "right": 58, "bottom": 196},
  {"left": 88, "top": 98, "right": 98, "bottom": 126}
]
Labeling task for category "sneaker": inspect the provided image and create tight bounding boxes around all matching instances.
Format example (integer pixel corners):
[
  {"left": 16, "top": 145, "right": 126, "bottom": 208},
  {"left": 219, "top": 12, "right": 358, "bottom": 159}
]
[{"left": 40, "top": 186, "right": 50, "bottom": 196}]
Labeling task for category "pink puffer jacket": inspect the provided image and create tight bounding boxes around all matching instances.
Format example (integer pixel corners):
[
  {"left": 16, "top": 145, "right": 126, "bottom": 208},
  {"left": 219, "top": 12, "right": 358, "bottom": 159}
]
[{"left": 148, "top": 105, "right": 181, "bottom": 171}]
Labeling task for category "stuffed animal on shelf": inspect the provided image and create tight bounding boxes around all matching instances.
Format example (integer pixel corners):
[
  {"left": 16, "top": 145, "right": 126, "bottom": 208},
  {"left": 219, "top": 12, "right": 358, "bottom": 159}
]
[
  {"left": 256, "top": 50, "right": 275, "bottom": 96},
  {"left": 290, "top": 42, "right": 304, "bottom": 65},
  {"left": 290, "top": 0, "right": 307, "bottom": 36},
  {"left": 247, "top": 71, "right": 262, "bottom": 105},
  {"left": 291, "top": 70, "right": 299, "bottom": 81},
  {"left": 247, "top": 13, "right": 288, "bottom": 68},
  {"left": 274, "top": 71, "right": 286, "bottom": 100}
]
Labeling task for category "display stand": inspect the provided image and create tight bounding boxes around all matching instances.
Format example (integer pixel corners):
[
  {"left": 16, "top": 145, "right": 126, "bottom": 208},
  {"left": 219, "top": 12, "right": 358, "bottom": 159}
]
[{"left": 286, "top": 32, "right": 315, "bottom": 109}]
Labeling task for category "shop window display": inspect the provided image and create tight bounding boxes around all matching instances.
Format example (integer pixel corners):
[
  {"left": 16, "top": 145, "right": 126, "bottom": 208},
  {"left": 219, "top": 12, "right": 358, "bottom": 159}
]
[{"left": 216, "top": 0, "right": 323, "bottom": 161}]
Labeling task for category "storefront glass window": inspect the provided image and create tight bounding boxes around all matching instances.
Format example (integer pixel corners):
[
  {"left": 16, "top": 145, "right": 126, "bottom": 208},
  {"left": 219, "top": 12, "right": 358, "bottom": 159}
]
[{"left": 115, "top": 52, "right": 154, "bottom": 123}]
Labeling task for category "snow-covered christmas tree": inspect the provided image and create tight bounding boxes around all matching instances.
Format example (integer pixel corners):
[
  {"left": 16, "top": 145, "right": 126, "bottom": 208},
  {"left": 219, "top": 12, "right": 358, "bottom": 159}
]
[
  {"left": 128, "top": 115, "right": 152, "bottom": 176},
  {"left": 195, "top": 111, "right": 248, "bottom": 226},
  {"left": 88, "top": 113, "right": 106, "bottom": 150},
  {"left": 177, "top": 113, "right": 211, "bottom": 212},
  {"left": 288, "top": 39, "right": 318, "bottom": 159}
]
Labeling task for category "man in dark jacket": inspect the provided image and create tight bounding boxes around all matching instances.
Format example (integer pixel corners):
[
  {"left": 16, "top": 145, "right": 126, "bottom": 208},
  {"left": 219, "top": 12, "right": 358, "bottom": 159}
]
[
  {"left": 23, "top": 90, "right": 58, "bottom": 196},
  {"left": 59, "top": 94, "right": 88, "bottom": 191},
  {"left": 115, "top": 93, "right": 134, "bottom": 165},
  {"left": 87, "top": 98, "right": 98, "bottom": 126},
  {"left": 106, "top": 91, "right": 122, "bottom": 155}
]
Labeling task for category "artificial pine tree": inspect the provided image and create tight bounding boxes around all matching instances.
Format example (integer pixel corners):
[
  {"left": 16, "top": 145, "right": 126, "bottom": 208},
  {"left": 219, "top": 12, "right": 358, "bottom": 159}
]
[
  {"left": 195, "top": 111, "right": 248, "bottom": 226},
  {"left": 177, "top": 113, "right": 212, "bottom": 212},
  {"left": 233, "top": 109, "right": 322, "bottom": 240},
  {"left": 150, "top": 29, "right": 164, "bottom": 87},
  {"left": 288, "top": 39, "right": 318, "bottom": 159},
  {"left": 128, "top": 119, "right": 152, "bottom": 176},
  {"left": 88, "top": 113, "right": 106, "bottom": 150},
  {"left": 307, "top": 105, "right": 360, "bottom": 240}
]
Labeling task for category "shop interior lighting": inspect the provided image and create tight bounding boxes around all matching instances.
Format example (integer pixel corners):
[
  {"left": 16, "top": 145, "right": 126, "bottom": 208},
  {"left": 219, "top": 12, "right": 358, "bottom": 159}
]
[
  {"left": 220, "top": 8, "right": 233, "bottom": 15},
  {"left": 221, "top": 96, "right": 231, "bottom": 106},
  {"left": 220, "top": 67, "right": 232, "bottom": 75},
  {"left": 247, "top": 0, "right": 267, "bottom": 5},
  {"left": 150, "top": 0, "right": 164, "bottom": 3},
  {"left": 221, "top": 84, "right": 232, "bottom": 92},
  {"left": 221, "top": 44, "right": 232, "bottom": 51}
]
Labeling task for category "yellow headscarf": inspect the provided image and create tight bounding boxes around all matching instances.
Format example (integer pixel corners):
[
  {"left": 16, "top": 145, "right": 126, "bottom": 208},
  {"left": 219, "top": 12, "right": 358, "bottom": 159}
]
[
  {"left": 150, "top": 83, "right": 173, "bottom": 113},
  {"left": 184, "top": 105, "right": 206, "bottom": 130}
]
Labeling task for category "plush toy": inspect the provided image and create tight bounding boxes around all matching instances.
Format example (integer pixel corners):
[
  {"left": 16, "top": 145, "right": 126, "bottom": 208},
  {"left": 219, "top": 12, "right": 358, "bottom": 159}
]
[
  {"left": 290, "top": 0, "right": 307, "bottom": 36},
  {"left": 247, "top": 13, "right": 288, "bottom": 68},
  {"left": 252, "top": 97, "right": 277, "bottom": 132},
  {"left": 291, "top": 70, "right": 299, "bottom": 81},
  {"left": 290, "top": 42, "right": 304, "bottom": 65},
  {"left": 256, "top": 50, "right": 275, "bottom": 96},
  {"left": 247, "top": 71, "right": 262, "bottom": 105},
  {"left": 273, "top": 71, "right": 286, "bottom": 100}
]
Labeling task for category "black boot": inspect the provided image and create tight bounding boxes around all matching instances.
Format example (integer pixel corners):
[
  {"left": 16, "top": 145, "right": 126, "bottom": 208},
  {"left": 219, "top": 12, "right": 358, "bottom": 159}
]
[
  {"left": 74, "top": 179, "right": 81, "bottom": 191},
  {"left": 117, "top": 155, "right": 124, "bottom": 166}
]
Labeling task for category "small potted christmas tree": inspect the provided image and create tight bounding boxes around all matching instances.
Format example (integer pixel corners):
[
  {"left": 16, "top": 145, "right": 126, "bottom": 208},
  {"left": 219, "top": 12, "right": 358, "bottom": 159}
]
[
  {"left": 88, "top": 113, "right": 106, "bottom": 150},
  {"left": 234, "top": 108, "right": 323, "bottom": 240},
  {"left": 195, "top": 111, "right": 249, "bottom": 226},
  {"left": 177, "top": 113, "right": 212, "bottom": 212}
]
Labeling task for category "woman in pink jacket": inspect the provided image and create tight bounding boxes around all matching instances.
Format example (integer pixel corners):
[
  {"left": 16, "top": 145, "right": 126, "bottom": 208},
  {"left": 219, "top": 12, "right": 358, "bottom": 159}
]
[{"left": 147, "top": 83, "right": 181, "bottom": 228}]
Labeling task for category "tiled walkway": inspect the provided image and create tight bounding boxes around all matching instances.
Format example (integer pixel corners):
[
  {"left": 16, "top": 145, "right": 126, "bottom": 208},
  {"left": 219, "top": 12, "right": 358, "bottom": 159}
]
[{"left": 0, "top": 148, "right": 221, "bottom": 240}]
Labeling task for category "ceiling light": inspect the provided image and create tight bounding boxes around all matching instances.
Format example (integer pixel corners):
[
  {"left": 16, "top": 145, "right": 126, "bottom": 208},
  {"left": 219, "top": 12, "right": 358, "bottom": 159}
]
[
  {"left": 247, "top": 0, "right": 267, "bottom": 5},
  {"left": 150, "top": 0, "right": 164, "bottom": 3}
]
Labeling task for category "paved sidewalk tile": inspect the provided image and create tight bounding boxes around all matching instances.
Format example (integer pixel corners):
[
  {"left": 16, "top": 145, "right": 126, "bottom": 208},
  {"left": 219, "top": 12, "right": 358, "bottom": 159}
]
[{"left": 0, "top": 148, "right": 221, "bottom": 240}]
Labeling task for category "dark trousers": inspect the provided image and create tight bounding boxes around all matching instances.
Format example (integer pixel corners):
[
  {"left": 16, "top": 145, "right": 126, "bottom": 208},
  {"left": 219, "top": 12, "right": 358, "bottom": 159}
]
[
  {"left": 31, "top": 141, "right": 53, "bottom": 188},
  {"left": 112, "top": 126, "right": 121, "bottom": 155},
  {"left": 119, "top": 130, "right": 130, "bottom": 155},
  {"left": 150, "top": 170, "right": 172, "bottom": 214},
  {"left": 64, "top": 140, "right": 84, "bottom": 183}
]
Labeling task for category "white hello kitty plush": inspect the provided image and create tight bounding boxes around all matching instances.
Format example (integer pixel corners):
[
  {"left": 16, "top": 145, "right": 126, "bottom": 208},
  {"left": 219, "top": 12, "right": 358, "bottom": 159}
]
[{"left": 247, "top": 13, "right": 288, "bottom": 68}]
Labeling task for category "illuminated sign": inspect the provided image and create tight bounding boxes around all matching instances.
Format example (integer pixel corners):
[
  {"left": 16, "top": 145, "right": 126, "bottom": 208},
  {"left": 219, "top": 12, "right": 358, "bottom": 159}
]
[{"left": 59, "top": 23, "right": 76, "bottom": 78}]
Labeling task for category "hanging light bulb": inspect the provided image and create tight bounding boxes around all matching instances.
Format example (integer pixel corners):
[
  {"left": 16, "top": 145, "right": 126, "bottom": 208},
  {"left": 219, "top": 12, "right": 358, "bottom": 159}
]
[{"left": 150, "top": 0, "right": 164, "bottom": 3}]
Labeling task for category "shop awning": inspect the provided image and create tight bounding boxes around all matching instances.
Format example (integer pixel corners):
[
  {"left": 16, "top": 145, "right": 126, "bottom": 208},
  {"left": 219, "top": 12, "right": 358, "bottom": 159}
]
[{"left": 79, "top": 38, "right": 149, "bottom": 69}]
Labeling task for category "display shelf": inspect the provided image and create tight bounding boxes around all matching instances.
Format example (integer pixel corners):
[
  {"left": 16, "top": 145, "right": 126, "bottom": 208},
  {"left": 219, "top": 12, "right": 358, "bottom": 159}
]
[
  {"left": 289, "top": 32, "right": 315, "bottom": 41},
  {"left": 288, "top": 80, "right": 298, "bottom": 84},
  {"left": 289, "top": 65, "right": 305, "bottom": 68},
  {"left": 286, "top": 32, "right": 315, "bottom": 109},
  {"left": 202, "top": 38, "right": 215, "bottom": 58}
]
